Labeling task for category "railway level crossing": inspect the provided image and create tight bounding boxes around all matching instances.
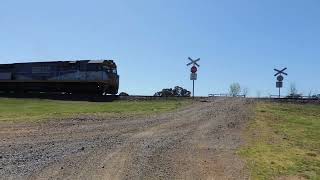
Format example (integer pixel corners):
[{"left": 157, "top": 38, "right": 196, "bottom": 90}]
[
  {"left": 274, "top": 67, "right": 288, "bottom": 98},
  {"left": 187, "top": 57, "right": 200, "bottom": 98}
]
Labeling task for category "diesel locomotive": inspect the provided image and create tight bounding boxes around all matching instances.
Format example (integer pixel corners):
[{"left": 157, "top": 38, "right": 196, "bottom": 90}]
[{"left": 0, "top": 60, "right": 119, "bottom": 95}]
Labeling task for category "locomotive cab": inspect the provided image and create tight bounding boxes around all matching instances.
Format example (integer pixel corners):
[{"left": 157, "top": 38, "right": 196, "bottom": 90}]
[
  {"left": 102, "top": 64, "right": 117, "bottom": 74},
  {"left": 101, "top": 60, "right": 119, "bottom": 94}
]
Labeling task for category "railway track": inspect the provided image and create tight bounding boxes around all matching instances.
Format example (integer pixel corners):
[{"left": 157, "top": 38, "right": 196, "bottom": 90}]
[
  {"left": 0, "top": 93, "right": 201, "bottom": 102},
  {"left": 0, "top": 92, "right": 319, "bottom": 104}
]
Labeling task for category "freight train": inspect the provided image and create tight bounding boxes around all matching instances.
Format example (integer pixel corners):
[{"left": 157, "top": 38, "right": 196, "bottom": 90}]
[{"left": 0, "top": 60, "right": 119, "bottom": 95}]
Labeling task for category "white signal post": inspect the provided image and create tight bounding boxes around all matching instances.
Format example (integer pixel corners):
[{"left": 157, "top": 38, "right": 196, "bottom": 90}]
[{"left": 187, "top": 57, "right": 200, "bottom": 98}]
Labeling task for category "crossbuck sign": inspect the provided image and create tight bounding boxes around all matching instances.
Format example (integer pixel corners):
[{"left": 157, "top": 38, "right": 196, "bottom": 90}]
[
  {"left": 187, "top": 57, "right": 200, "bottom": 98},
  {"left": 187, "top": 57, "right": 200, "bottom": 67},
  {"left": 274, "top": 67, "right": 288, "bottom": 98}
]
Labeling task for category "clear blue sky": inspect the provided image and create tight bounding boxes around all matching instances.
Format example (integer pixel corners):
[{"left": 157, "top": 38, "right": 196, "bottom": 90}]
[{"left": 1, "top": 0, "right": 319, "bottom": 96}]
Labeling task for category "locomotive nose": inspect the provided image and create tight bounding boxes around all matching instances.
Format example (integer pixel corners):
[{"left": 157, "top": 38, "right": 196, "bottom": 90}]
[{"left": 110, "top": 75, "right": 119, "bottom": 94}]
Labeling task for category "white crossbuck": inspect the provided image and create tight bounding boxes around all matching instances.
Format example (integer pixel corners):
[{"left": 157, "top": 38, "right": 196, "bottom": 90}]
[
  {"left": 274, "top": 68, "right": 288, "bottom": 76},
  {"left": 187, "top": 57, "right": 200, "bottom": 67}
]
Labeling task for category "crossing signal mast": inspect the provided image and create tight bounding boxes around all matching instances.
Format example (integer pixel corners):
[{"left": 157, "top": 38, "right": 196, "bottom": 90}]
[
  {"left": 274, "top": 68, "right": 288, "bottom": 98},
  {"left": 187, "top": 57, "right": 200, "bottom": 98}
]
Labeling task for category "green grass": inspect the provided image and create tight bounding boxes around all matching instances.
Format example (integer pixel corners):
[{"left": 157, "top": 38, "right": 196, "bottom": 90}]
[
  {"left": 239, "top": 102, "right": 320, "bottom": 180},
  {"left": 0, "top": 98, "right": 189, "bottom": 123}
]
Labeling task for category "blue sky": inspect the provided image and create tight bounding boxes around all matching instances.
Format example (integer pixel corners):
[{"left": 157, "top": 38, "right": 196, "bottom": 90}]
[{"left": 1, "top": 0, "right": 319, "bottom": 96}]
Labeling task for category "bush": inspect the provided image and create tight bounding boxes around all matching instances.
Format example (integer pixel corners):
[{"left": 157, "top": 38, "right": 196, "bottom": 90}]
[{"left": 154, "top": 86, "right": 191, "bottom": 97}]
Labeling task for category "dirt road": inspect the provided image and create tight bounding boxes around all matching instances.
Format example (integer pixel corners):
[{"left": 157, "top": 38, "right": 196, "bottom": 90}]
[{"left": 0, "top": 98, "right": 251, "bottom": 180}]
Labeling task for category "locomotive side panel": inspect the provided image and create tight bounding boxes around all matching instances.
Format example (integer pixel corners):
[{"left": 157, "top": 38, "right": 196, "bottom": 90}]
[
  {"left": 0, "top": 73, "right": 11, "bottom": 80},
  {"left": 0, "top": 60, "right": 119, "bottom": 95}
]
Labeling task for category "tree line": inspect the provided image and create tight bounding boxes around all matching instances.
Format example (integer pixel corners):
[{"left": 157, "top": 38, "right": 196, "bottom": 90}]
[{"left": 119, "top": 83, "right": 319, "bottom": 98}]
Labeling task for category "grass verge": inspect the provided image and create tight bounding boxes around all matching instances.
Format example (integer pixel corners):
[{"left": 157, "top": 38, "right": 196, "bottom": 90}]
[
  {"left": 0, "top": 98, "right": 190, "bottom": 123},
  {"left": 239, "top": 102, "right": 320, "bottom": 180}
]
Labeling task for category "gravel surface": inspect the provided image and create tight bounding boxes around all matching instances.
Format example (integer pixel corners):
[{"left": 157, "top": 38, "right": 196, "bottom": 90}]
[{"left": 0, "top": 98, "right": 252, "bottom": 180}]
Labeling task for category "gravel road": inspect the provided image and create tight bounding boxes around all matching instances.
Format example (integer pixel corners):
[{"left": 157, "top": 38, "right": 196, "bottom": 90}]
[{"left": 0, "top": 98, "right": 251, "bottom": 180}]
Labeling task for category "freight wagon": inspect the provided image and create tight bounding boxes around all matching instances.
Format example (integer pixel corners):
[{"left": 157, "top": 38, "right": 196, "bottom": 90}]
[{"left": 0, "top": 60, "right": 119, "bottom": 95}]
